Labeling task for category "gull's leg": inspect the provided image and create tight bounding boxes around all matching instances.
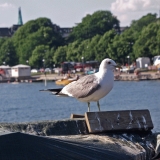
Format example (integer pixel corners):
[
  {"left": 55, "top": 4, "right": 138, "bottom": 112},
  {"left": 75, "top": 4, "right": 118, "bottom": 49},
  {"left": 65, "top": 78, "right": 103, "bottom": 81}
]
[
  {"left": 88, "top": 102, "right": 90, "bottom": 112},
  {"left": 97, "top": 101, "right": 101, "bottom": 111}
]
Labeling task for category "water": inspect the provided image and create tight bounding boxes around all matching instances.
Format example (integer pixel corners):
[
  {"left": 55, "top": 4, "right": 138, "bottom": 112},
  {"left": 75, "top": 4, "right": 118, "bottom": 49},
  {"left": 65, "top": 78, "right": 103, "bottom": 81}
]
[{"left": 0, "top": 80, "right": 160, "bottom": 132}]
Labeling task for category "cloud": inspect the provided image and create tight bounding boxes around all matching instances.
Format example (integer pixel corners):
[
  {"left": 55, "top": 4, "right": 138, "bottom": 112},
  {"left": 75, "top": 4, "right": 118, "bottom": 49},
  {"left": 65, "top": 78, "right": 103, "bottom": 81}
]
[
  {"left": 111, "top": 0, "right": 157, "bottom": 13},
  {"left": 0, "top": 3, "right": 15, "bottom": 9},
  {"left": 110, "top": 0, "right": 158, "bottom": 26}
]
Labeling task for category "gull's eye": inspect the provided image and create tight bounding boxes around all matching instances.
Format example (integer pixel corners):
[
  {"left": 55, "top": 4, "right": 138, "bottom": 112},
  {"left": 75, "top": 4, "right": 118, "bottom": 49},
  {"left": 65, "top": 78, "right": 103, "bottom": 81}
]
[{"left": 108, "top": 62, "right": 111, "bottom": 64}]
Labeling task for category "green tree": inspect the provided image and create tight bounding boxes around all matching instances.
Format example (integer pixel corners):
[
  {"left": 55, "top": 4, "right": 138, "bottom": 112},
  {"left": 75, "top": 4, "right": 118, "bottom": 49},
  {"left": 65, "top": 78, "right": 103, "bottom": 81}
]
[
  {"left": 131, "top": 13, "right": 157, "bottom": 32},
  {"left": 29, "top": 45, "right": 49, "bottom": 68},
  {"left": 96, "top": 30, "right": 116, "bottom": 62},
  {"left": 66, "top": 40, "right": 81, "bottom": 62},
  {"left": 109, "top": 13, "right": 158, "bottom": 64},
  {"left": 53, "top": 46, "right": 67, "bottom": 65},
  {"left": 13, "top": 17, "right": 64, "bottom": 64},
  {"left": 68, "top": 10, "right": 120, "bottom": 42},
  {"left": 75, "top": 39, "right": 90, "bottom": 62},
  {"left": 0, "top": 38, "right": 17, "bottom": 66},
  {"left": 84, "top": 35, "right": 101, "bottom": 61},
  {"left": 108, "top": 36, "right": 125, "bottom": 64},
  {"left": 133, "top": 22, "right": 160, "bottom": 59}
]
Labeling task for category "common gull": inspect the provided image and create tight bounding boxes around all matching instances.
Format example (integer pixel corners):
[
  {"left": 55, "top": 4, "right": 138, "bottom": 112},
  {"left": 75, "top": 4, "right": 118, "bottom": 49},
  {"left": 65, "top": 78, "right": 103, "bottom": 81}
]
[{"left": 40, "top": 58, "right": 117, "bottom": 112}]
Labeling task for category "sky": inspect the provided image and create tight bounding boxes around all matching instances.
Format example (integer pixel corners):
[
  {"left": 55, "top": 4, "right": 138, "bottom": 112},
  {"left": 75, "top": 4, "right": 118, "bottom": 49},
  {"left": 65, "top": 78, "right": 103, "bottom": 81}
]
[{"left": 0, "top": 0, "right": 159, "bottom": 28}]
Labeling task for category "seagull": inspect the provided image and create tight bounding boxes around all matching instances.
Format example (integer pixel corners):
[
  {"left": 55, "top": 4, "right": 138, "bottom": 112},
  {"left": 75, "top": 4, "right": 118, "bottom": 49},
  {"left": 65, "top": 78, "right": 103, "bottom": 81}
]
[{"left": 40, "top": 58, "right": 117, "bottom": 112}]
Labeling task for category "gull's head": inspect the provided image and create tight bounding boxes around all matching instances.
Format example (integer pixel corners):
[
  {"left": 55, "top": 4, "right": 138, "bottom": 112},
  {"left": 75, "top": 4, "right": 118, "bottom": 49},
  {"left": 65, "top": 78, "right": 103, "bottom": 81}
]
[{"left": 99, "top": 58, "right": 117, "bottom": 71}]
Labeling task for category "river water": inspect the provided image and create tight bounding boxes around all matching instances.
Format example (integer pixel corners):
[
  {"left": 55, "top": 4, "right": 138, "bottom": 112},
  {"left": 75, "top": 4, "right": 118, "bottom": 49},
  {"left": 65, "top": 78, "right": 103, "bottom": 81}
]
[{"left": 0, "top": 80, "right": 160, "bottom": 132}]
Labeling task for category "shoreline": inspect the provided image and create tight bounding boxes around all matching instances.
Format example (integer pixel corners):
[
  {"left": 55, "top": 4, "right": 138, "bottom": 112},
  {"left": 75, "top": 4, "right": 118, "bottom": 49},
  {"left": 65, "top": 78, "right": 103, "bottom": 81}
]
[
  {"left": 1, "top": 72, "right": 160, "bottom": 83},
  {"left": 35, "top": 71, "right": 160, "bottom": 81}
]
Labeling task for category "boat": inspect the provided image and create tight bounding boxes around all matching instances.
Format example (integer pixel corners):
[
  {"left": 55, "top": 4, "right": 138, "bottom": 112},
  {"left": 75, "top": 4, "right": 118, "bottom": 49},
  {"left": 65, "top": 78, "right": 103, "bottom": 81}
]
[{"left": 55, "top": 75, "right": 79, "bottom": 86}]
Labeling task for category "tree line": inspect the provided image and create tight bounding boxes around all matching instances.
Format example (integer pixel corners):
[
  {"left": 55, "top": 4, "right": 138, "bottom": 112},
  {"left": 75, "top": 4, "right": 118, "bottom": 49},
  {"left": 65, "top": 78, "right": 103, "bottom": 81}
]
[{"left": 0, "top": 10, "right": 159, "bottom": 68}]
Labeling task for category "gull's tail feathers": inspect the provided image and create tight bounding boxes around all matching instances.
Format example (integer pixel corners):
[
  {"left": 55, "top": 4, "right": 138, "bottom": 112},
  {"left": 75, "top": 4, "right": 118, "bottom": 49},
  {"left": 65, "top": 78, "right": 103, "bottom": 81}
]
[{"left": 39, "top": 88, "right": 68, "bottom": 97}]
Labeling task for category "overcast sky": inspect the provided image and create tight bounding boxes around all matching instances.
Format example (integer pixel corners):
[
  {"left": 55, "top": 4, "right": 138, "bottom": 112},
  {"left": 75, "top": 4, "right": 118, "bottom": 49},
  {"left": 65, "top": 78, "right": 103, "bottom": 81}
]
[{"left": 0, "top": 0, "right": 159, "bottom": 28}]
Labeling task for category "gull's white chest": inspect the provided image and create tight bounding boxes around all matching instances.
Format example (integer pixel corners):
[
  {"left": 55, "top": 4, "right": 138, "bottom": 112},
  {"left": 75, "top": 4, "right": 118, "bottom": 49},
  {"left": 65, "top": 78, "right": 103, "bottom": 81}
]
[{"left": 94, "top": 72, "right": 114, "bottom": 99}]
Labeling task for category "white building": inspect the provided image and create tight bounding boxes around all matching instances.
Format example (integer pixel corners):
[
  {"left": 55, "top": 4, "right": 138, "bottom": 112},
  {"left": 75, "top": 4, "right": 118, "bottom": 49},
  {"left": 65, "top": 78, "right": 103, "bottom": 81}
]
[
  {"left": 11, "top": 64, "right": 31, "bottom": 79},
  {"left": 136, "top": 57, "right": 151, "bottom": 69}
]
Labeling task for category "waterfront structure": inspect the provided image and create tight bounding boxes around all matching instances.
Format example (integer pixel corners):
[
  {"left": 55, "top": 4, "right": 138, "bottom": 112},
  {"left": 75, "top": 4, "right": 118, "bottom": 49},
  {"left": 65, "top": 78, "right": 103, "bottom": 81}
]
[
  {"left": 11, "top": 64, "right": 31, "bottom": 79},
  {"left": 136, "top": 57, "right": 151, "bottom": 69}
]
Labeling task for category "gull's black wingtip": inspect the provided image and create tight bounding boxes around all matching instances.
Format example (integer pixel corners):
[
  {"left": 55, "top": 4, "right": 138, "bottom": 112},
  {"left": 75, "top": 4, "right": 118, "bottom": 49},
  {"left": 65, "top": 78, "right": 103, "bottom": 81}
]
[{"left": 39, "top": 88, "right": 62, "bottom": 92}]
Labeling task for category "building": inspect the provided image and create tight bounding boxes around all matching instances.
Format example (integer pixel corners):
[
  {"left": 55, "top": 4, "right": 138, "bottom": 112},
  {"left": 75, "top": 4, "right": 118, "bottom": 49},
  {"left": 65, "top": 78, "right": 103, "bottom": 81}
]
[
  {"left": 136, "top": 57, "right": 151, "bottom": 69},
  {"left": 11, "top": 64, "right": 31, "bottom": 79},
  {"left": 0, "top": 25, "right": 22, "bottom": 38},
  {"left": 59, "top": 28, "right": 73, "bottom": 38},
  {"left": 120, "top": 26, "right": 128, "bottom": 32},
  {"left": 0, "top": 28, "right": 11, "bottom": 37}
]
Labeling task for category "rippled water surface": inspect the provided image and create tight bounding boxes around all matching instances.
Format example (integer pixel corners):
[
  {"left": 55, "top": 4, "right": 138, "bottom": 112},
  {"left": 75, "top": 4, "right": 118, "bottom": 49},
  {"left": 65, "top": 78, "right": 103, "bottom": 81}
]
[{"left": 0, "top": 80, "right": 160, "bottom": 131}]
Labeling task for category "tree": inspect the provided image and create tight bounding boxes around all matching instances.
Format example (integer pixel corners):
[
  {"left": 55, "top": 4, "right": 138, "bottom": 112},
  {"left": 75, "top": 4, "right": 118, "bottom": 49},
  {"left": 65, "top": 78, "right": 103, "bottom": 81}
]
[
  {"left": 68, "top": 10, "right": 120, "bottom": 42},
  {"left": 108, "top": 36, "right": 126, "bottom": 64},
  {"left": 66, "top": 40, "right": 81, "bottom": 62},
  {"left": 76, "top": 39, "right": 90, "bottom": 61},
  {"left": 0, "top": 38, "right": 17, "bottom": 66},
  {"left": 29, "top": 45, "right": 49, "bottom": 68},
  {"left": 53, "top": 46, "right": 67, "bottom": 65},
  {"left": 130, "top": 13, "right": 157, "bottom": 32},
  {"left": 12, "top": 17, "right": 64, "bottom": 64},
  {"left": 84, "top": 35, "right": 101, "bottom": 61},
  {"left": 133, "top": 22, "right": 160, "bottom": 59},
  {"left": 96, "top": 30, "right": 116, "bottom": 62}
]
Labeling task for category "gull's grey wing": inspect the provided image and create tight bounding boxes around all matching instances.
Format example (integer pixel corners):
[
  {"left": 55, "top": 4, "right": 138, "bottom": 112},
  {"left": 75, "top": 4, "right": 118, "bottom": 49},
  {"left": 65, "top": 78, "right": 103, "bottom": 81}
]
[{"left": 62, "top": 74, "right": 101, "bottom": 98}]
